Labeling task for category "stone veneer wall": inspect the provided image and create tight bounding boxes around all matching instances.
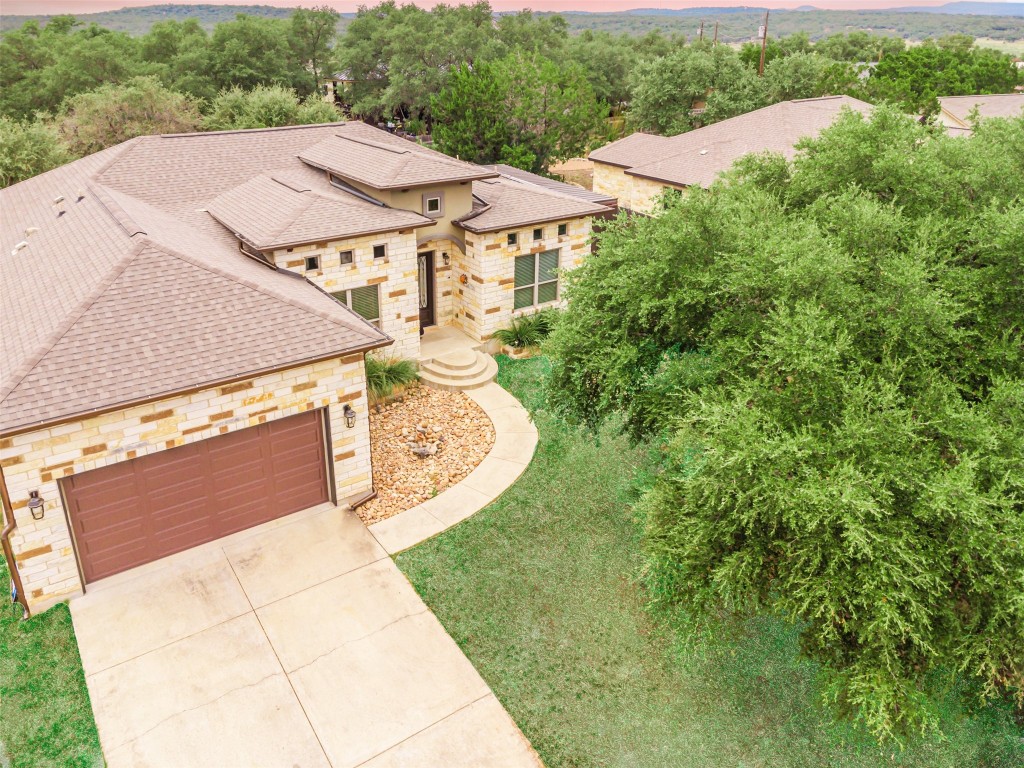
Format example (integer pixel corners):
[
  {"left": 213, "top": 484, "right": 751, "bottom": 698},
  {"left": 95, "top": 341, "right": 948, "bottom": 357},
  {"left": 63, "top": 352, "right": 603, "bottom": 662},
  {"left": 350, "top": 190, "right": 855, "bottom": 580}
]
[
  {"left": 416, "top": 237, "right": 462, "bottom": 330},
  {"left": 458, "top": 217, "right": 593, "bottom": 342},
  {"left": 592, "top": 161, "right": 684, "bottom": 215},
  {"left": 270, "top": 229, "right": 422, "bottom": 359},
  {"left": 1, "top": 355, "right": 371, "bottom": 615}
]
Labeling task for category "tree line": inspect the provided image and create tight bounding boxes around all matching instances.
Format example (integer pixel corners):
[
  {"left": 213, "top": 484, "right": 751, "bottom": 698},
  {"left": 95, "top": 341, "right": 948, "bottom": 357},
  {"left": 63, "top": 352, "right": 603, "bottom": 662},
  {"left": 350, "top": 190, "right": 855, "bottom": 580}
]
[{"left": 2, "top": 2, "right": 1022, "bottom": 186}]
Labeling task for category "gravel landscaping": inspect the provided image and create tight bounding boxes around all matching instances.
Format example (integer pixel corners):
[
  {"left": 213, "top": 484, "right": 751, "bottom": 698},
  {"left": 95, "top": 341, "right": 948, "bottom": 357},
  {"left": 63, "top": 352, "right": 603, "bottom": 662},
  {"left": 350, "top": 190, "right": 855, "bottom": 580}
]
[{"left": 357, "top": 385, "right": 495, "bottom": 525}]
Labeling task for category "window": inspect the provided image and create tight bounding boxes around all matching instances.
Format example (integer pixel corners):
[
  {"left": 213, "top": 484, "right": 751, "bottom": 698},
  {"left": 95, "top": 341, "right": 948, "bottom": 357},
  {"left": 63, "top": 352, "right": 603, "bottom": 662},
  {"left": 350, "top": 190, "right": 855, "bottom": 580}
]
[
  {"left": 373, "top": 244, "right": 387, "bottom": 259},
  {"left": 338, "top": 250, "right": 354, "bottom": 265},
  {"left": 422, "top": 192, "right": 443, "bottom": 218},
  {"left": 333, "top": 285, "right": 380, "bottom": 327},
  {"left": 507, "top": 233, "right": 517, "bottom": 247},
  {"left": 304, "top": 255, "right": 320, "bottom": 271},
  {"left": 557, "top": 223, "right": 568, "bottom": 236},
  {"left": 533, "top": 228, "right": 543, "bottom": 241},
  {"left": 514, "top": 249, "right": 559, "bottom": 310}
]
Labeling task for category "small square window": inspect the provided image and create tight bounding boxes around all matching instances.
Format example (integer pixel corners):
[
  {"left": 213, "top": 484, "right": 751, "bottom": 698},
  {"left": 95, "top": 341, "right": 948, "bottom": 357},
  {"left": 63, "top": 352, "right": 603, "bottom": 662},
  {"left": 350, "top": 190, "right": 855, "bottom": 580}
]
[
  {"left": 373, "top": 244, "right": 387, "bottom": 259},
  {"left": 558, "top": 223, "right": 568, "bottom": 236},
  {"left": 507, "top": 233, "right": 517, "bottom": 247},
  {"left": 339, "top": 250, "right": 354, "bottom": 265},
  {"left": 533, "top": 228, "right": 543, "bottom": 241},
  {"left": 304, "top": 255, "right": 320, "bottom": 271},
  {"left": 426, "top": 197, "right": 441, "bottom": 213}
]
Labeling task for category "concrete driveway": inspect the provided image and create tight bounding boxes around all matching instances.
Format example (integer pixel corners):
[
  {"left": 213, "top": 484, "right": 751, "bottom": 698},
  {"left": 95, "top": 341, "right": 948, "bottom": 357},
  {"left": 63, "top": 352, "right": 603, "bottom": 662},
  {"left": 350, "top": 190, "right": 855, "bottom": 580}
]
[{"left": 71, "top": 503, "right": 538, "bottom": 768}]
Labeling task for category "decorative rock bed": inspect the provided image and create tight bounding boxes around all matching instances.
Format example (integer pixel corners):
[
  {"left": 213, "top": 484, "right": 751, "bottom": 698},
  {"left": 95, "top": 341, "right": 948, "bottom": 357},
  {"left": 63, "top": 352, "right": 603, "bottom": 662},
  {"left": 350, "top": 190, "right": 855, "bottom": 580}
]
[{"left": 356, "top": 385, "right": 496, "bottom": 525}]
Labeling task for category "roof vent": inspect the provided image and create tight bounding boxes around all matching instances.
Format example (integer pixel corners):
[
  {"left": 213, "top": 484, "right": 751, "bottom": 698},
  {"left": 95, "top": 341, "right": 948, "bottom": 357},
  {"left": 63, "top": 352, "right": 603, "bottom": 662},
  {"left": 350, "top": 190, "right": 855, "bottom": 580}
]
[
  {"left": 53, "top": 195, "right": 66, "bottom": 217},
  {"left": 699, "top": 149, "right": 709, "bottom": 155},
  {"left": 25, "top": 227, "right": 39, "bottom": 237},
  {"left": 11, "top": 241, "right": 29, "bottom": 255},
  {"left": 76, "top": 189, "right": 85, "bottom": 202}
]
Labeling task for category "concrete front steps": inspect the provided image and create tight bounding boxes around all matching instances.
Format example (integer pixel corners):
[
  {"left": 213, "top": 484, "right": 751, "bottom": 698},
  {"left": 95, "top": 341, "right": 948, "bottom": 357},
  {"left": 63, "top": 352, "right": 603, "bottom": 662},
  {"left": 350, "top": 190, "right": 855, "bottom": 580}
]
[{"left": 419, "top": 348, "right": 498, "bottom": 391}]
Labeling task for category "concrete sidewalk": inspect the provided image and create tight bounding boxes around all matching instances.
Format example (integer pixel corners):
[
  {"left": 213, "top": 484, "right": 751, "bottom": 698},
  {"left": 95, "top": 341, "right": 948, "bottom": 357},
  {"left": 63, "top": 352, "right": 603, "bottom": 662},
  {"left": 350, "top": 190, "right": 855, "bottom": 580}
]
[{"left": 71, "top": 503, "right": 539, "bottom": 768}]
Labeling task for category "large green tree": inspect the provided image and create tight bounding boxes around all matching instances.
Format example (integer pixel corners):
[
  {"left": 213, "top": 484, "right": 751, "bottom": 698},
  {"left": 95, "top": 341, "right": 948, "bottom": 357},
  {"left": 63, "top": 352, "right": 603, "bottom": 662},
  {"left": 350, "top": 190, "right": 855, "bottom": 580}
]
[
  {"left": 57, "top": 76, "right": 202, "bottom": 155},
  {"left": 545, "top": 106, "right": 1024, "bottom": 741},
  {"left": 204, "top": 85, "right": 339, "bottom": 130},
  {"left": 431, "top": 52, "right": 603, "bottom": 173},
  {"left": 0, "top": 116, "right": 73, "bottom": 187},
  {"left": 628, "top": 43, "right": 767, "bottom": 135}
]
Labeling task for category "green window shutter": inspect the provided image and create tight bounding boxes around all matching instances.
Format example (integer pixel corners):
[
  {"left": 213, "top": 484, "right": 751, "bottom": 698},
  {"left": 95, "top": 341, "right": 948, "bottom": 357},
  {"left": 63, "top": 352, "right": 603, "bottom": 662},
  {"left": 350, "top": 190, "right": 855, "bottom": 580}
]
[
  {"left": 350, "top": 285, "right": 379, "bottom": 322},
  {"left": 514, "top": 255, "right": 535, "bottom": 288},
  {"left": 538, "top": 249, "right": 559, "bottom": 282},
  {"left": 514, "top": 287, "right": 534, "bottom": 310}
]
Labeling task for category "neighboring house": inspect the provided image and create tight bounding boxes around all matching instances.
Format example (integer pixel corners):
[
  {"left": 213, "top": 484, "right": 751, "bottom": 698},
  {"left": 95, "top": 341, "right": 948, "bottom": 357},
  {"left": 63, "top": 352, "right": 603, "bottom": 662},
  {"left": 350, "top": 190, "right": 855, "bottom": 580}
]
[
  {"left": 936, "top": 93, "right": 1024, "bottom": 136},
  {"left": 589, "top": 95, "right": 873, "bottom": 214},
  {"left": 0, "top": 121, "right": 610, "bottom": 615}
]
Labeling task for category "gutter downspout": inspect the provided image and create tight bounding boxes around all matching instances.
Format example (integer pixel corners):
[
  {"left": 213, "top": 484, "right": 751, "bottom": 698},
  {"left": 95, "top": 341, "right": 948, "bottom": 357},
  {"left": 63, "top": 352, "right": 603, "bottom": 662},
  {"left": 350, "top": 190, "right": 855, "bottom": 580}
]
[{"left": 0, "top": 467, "right": 30, "bottom": 619}]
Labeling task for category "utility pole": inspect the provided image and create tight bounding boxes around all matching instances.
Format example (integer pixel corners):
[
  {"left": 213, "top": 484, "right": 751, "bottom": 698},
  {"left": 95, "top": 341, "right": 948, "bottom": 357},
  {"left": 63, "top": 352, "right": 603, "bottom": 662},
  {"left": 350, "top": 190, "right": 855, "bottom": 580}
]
[
  {"left": 713, "top": 21, "right": 718, "bottom": 44},
  {"left": 757, "top": 9, "right": 770, "bottom": 77},
  {"left": 698, "top": 20, "right": 704, "bottom": 41}
]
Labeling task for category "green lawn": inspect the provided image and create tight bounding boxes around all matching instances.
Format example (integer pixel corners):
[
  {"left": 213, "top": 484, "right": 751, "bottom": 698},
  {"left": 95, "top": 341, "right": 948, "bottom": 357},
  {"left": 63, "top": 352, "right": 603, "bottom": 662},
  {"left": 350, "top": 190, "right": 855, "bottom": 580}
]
[
  {"left": 0, "top": 557, "right": 101, "bottom": 768},
  {"left": 398, "top": 356, "right": 1024, "bottom": 768}
]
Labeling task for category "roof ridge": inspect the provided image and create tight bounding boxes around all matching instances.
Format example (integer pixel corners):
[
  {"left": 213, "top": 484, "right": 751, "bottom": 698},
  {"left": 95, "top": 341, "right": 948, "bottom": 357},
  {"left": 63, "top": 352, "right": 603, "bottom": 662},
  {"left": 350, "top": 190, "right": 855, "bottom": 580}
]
[
  {"left": 264, "top": 178, "right": 322, "bottom": 245},
  {"left": 0, "top": 243, "right": 146, "bottom": 406},
  {"left": 138, "top": 238, "right": 382, "bottom": 338},
  {"left": 157, "top": 121, "right": 348, "bottom": 139}
]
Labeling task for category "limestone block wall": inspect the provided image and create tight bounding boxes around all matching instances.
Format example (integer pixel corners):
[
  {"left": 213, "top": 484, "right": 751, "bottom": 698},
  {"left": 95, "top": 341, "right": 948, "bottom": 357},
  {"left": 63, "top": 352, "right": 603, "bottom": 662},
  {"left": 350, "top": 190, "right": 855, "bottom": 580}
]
[
  {"left": 271, "top": 229, "right": 422, "bottom": 360},
  {"left": 592, "top": 161, "right": 685, "bottom": 215},
  {"left": 0, "top": 355, "right": 371, "bottom": 615},
  {"left": 458, "top": 217, "right": 593, "bottom": 341},
  {"left": 416, "top": 237, "right": 463, "bottom": 330}
]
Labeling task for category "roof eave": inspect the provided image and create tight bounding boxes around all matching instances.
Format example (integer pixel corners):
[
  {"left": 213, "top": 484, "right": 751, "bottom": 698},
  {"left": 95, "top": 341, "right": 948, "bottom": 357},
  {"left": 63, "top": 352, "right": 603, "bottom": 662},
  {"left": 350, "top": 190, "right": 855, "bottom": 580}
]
[
  {"left": 0, "top": 337, "right": 393, "bottom": 438},
  {"left": 459, "top": 208, "right": 606, "bottom": 234},
  {"left": 260, "top": 218, "right": 437, "bottom": 251}
]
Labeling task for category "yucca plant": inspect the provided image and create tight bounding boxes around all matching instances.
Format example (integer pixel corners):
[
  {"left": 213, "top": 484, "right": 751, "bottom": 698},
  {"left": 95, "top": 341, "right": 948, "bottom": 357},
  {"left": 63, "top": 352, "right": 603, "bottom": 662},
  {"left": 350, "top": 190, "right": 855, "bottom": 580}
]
[
  {"left": 493, "top": 315, "right": 543, "bottom": 349},
  {"left": 364, "top": 355, "right": 419, "bottom": 402}
]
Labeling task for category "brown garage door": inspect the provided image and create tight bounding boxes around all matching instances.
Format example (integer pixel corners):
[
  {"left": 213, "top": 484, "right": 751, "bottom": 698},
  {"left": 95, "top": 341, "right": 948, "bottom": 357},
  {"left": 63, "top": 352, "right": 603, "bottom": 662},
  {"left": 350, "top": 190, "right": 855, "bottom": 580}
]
[{"left": 63, "top": 410, "right": 330, "bottom": 583}]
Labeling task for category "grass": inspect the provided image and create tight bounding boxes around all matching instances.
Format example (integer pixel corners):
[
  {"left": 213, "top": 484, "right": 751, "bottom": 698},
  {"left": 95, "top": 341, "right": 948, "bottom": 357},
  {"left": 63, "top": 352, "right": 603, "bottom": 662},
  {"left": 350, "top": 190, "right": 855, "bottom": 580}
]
[
  {"left": 0, "top": 557, "right": 101, "bottom": 768},
  {"left": 975, "top": 38, "right": 1024, "bottom": 56},
  {"left": 397, "top": 356, "right": 1024, "bottom": 768}
]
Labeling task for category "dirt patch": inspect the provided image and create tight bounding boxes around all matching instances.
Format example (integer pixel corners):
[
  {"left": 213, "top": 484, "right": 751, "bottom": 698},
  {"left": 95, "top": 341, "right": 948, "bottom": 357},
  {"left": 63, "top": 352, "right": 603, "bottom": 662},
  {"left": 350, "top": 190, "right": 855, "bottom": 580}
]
[{"left": 357, "top": 385, "right": 495, "bottom": 525}]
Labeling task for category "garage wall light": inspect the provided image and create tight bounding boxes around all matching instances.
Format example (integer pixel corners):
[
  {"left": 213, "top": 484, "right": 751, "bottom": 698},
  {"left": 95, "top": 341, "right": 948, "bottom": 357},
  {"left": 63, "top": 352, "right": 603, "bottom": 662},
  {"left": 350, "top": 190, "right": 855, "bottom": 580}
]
[
  {"left": 442, "top": 252, "right": 450, "bottom": 266},
  {"left": 343, "top": 404, "right": 357, "bottom": 429},
  {"left": 27, "top": 490, "right": 44, "bottom": 521}
]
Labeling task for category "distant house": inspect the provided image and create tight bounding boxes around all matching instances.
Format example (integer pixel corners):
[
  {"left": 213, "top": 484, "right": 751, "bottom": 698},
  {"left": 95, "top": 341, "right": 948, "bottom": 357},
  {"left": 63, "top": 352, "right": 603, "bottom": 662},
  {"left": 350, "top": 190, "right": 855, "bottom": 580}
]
[
  {"left": 936, "top": 93, "right": 1024, "bottom": 136},
  {"left": 589, "top": 96, "right": 873, "bottom": 214},
  {"left": 0, "top": 121, "right": 611, "bottom": 615}
]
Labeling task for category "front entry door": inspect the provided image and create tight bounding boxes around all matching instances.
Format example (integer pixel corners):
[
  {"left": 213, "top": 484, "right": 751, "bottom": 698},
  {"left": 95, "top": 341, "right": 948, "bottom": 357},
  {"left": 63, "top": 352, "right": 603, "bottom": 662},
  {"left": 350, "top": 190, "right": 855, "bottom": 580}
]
[{"left": 417, "top": 250, "right": 435, "bottom": 329}]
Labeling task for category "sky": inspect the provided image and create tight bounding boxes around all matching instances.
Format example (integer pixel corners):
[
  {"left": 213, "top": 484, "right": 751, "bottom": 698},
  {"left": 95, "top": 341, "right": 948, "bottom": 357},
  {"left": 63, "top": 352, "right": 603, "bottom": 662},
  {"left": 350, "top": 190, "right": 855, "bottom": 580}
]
[{"left": 4, "top": 0, "right": 1017, "bottom": 14}]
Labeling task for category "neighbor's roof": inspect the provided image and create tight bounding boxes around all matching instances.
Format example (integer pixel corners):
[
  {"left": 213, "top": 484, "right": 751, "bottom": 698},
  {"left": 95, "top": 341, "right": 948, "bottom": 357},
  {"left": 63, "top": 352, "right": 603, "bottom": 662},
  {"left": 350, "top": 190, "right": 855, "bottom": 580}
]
[
  {"left": 937, "top": 93, "right": 1024, "bottom": 133},
  {"left": 591, "top": 96, "right": 873, "bottom": 189},
  {"left": 588, "top": 132, "right": 678, "bottom": 169},
  {"left": 299, "top": 122, "right": 497, "bottom": 190},
  {"left": 484, "top": 164, "right": 617, "bottom": 207},
  {"left": 0, "top": 123, "right": 415, "bottom": 434},
  {"left": 455, "top": 174, "right": 610, "bottom": 233}
]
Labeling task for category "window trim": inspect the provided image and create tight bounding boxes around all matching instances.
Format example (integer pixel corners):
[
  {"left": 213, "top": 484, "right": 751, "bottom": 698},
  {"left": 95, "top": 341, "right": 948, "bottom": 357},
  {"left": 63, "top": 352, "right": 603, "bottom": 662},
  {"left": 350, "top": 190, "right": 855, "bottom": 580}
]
[
  {"left": 507, "top": 232, "right": 518, "bottom": 247},
  {"left": 338, "top": 249, "right": 354, "bottom": 266},
  {"left": 373, "top": 243, "right": 387, "bottom": 259},
  {"left": 513, "top": 248, "right": 560, "bottom": 311},
  {"left": 422, "top": 191, "right": 444, "bottom": 218},
  {"left": 332, "top": 284, "right": 381, "bottom": 327},
  {"left": 533, "top": 227, "right": 543, "bottom": 241},
  {"left": 557, "top": 223, "right": 568, "bottom": 237},
  {"left": 304, "top": 255, "right": 320, "bottom": 272}
]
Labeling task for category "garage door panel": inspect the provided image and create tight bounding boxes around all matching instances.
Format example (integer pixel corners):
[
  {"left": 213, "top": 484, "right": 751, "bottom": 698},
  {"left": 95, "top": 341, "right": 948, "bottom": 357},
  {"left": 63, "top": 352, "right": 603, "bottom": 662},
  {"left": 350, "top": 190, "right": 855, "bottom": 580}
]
[{"left": 65, "top": 410, "right": 330, "bottom": 583}]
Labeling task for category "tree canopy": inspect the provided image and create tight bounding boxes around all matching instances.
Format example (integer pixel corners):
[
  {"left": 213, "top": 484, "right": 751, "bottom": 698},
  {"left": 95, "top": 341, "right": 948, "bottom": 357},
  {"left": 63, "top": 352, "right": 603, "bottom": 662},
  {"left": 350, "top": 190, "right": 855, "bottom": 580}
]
[{"left": 545, "top": 106, "right": 1024, "bottom": 740}]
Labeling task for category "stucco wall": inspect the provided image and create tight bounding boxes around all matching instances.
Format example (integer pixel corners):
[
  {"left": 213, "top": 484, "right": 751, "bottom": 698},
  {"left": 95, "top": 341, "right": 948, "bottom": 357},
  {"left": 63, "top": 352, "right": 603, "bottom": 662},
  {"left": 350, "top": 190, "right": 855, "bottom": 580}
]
[
  {"left": 391, "top": 182, "right": 475, "bottom": 242},
  {"left": 459, "top": 217, "right": 593, "bottom": 341},
  {"left": 271, "top": 229, "right": 422, "bottom": 360},
  {"left": 1, "top": 355, "right": 372, "bottom": 614}
]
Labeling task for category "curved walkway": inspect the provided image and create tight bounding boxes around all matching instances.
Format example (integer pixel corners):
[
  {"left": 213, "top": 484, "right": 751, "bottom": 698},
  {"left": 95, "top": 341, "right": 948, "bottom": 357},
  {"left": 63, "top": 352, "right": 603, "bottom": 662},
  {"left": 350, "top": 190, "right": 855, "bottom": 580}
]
[{"left": 367, "top": 381, "right": 538, "bottom": 555}]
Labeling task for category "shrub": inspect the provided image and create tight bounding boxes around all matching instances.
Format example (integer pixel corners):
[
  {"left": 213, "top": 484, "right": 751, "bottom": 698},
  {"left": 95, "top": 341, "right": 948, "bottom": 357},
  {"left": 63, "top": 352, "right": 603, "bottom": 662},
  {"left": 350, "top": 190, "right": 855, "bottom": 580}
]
[
  {"left": 493, "top": 312, "right": 557, "bottom": 349},
  {"left": 364, "top": 355, "right": 419, "bottom": 402}
]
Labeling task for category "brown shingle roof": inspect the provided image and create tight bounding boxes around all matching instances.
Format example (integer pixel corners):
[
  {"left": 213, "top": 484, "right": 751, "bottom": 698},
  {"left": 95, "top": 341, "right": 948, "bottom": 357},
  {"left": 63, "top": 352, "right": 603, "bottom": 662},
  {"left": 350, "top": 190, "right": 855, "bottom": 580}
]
[
  {"left": 938, "top": 93, "right": 1024, "bottom": 133},
  {"left": 591, "top": 96, "right": 873, "bottom": 189},
  {"left": 455, "top": 176, "right": 609, "bottom": 233},
  {"left": 207, "top": 173, "right": 431, "bottom": 250},
  {"left": 1, "top": 122, "right": 426, "bottom": 434},
  {"left": 484, "top": 164, "right": 617, "bottom": 207},
  {"left": 299, "top": 123, "right": 497, "bottom": 190},
  {"left": 588, "top": 132, "right": 677, "bottom": 169}
]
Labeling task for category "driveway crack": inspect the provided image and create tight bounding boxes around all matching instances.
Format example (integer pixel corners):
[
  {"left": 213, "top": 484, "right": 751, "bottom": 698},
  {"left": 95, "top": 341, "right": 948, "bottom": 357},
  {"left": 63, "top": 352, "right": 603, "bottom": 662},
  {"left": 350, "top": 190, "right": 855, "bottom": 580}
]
[{"left": 286, "top": 608, "right": 430, "bottom": 675}]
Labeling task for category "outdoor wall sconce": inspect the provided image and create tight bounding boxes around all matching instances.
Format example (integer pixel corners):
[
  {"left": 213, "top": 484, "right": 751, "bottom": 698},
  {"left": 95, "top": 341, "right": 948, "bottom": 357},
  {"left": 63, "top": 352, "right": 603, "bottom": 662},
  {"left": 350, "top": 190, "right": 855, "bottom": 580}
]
[
  {"left": 343, "top": 404, "right": 357, "bottom": 429},
  {"left": 442, "top": 252, "right": 450, "bottom": 266},
  {"left": 27, "top": 491, "right": 44, "bottom": 521}
]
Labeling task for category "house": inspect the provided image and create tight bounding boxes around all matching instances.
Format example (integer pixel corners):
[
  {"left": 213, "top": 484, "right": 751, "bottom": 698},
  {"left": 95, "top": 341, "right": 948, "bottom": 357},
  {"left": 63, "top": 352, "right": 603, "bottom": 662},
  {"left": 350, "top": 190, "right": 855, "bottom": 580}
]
[
  {"left": 936, "top": 93, "right": 1024, "bottom": 136},
  {"left": 0, "top": 121, "right": 610, "bottom": 616},
  {"left": 589, "top": 96, "right": 873, "bottom": 214}
]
